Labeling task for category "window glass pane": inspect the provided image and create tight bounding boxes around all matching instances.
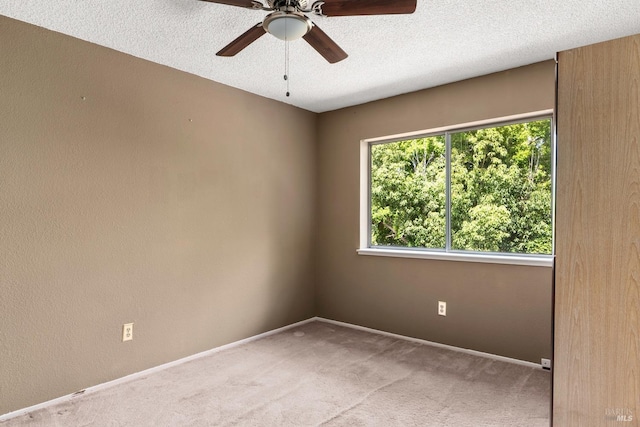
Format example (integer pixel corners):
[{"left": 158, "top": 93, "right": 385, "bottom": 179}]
[
  {"left": 450, "top": 119, "right": 552, "bottom": 254},
  {"left": 370, "top": 136, "right": 446, "bottom": 249}
]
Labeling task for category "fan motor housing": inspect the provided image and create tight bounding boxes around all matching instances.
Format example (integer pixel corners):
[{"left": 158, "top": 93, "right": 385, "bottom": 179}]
[{"left": 267, "top": 0, "right": 309, "bottom": 10}]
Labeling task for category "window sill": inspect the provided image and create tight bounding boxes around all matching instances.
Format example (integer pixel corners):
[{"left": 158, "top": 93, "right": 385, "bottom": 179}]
[{"left": 357, "top": 248, "right": 554, "bottom": 267}]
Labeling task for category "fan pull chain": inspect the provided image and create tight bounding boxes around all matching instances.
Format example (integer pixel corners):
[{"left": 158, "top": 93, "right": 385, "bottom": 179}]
[
  {"left": 283, "top": 13, "right": 290, "bottom": 98},
  {"left": 284, "top": 40, "right": 290, "bottom": 97}
]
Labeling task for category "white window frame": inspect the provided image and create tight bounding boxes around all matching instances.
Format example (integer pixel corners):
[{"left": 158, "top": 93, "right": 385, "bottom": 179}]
[{"left": 358, "top": 110, "right": 555, "bottom": 267}]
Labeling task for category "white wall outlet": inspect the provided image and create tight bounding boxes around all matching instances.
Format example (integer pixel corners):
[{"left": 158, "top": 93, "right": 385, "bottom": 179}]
[
  {"left": 438, "top": 301, "right": 447, "bottom": 316},
  {"left": 541, "top": 358, "right": 551, "bottom": 370},
  {"left": 122, "top": 323, "right": 134, "bottom": 342}
]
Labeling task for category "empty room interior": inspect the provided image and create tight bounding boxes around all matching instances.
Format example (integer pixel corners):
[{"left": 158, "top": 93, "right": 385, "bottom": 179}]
[{"left": 1, "top": 1, "right": 639, "bottom": 426}]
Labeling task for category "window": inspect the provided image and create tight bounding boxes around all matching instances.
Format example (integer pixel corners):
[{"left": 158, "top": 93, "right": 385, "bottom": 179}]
[{"left": 359, "top": 111, "right": 554, "bottom": 266}]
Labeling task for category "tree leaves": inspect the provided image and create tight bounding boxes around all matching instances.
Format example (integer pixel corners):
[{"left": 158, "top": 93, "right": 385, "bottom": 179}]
[{"left": 370, "top": 119, "right": 552, "bottom": 255}]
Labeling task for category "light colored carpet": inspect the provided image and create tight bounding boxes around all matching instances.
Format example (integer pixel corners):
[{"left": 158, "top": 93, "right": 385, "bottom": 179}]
[{"left": 2, "top": 320, "right": 550, "bottom": 426}]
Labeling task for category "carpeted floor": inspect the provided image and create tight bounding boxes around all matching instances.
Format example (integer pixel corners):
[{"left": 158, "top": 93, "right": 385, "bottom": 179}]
[{"left": 2, "top": 320, "right": 550, "bottom": 426}]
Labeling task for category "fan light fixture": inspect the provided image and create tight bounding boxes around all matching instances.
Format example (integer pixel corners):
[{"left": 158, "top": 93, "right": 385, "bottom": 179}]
[
  {"left": 210, "top": 0, "right": 417, "bottom": 64},
  {"left": 263, "top": 12, "right": 312, "bottom": 41}
]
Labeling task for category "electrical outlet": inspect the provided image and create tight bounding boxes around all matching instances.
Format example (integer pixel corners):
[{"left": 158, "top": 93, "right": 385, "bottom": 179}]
[
  {"left": 438, "top": 301, "right": 447, "bottom": 316},
  {"left": 122, "top": 323, "right": 134, "bottom": 342},
  {"left": 541, "top": 358, "right": 551, "bottom": 370}
]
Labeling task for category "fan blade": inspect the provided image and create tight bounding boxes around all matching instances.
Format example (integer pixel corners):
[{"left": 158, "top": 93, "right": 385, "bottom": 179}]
[
  {"left": 216, "top": 24, "right": 266, "bottom": 57},
  {"left": 319, "top": 0, "right": 416, "bottom": 16},
  {"left": 198, "top": 0, "right": 261, "bottom": 9},
  {"left": 303, "top": 24, "right": 348, "bottom": 63}
]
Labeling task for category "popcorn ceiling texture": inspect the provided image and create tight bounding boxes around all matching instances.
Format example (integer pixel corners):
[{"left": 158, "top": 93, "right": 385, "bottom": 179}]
[{"left": 1, "top": 0, "right": 640, "bottom": 112}]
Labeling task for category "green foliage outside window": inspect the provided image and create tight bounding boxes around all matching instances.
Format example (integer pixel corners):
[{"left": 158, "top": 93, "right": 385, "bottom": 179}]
[{"left": 370, "top": 119, "right": 552, "bottom": 255}]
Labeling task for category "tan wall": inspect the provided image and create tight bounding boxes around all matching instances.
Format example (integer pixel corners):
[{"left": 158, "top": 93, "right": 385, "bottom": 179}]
[
  {"left": 0, "top": 13, "right": 558, "bottom": 415},
  {"left": 316, "top": 61, "right": 555, "bottom": 363},
  {"left": 0, "top": 16, "right": 316, "bottom": 415},
  {"left": 555, "top": 34, "right": 640, "bottom": 425}
]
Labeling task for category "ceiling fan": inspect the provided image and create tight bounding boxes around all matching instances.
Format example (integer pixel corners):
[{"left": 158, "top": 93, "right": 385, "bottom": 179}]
[{"left": 199, "top": 0, "right": 417, "bottom": 63}]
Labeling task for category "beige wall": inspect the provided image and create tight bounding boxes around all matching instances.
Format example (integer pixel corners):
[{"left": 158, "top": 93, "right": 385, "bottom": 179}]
[
  {"left": 0, "top": 13, "right": 558, "bottom": 416},
  {"left": 0, "top": 16, "right": 316, "bottom": 415},
  {"left": 316, "top": 61, "right": 555, "bottom": 363}
]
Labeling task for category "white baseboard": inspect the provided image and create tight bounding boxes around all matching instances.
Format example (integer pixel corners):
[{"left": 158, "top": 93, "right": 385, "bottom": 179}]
[
  {"left": 1, "top": 315, "right": 544, "bottom": 421},
  {"left": 316, "top": 317, "right": 543, "bottom": 370},
  {"left": 0, "top": 317, "right": 318, "bottom": 422}
]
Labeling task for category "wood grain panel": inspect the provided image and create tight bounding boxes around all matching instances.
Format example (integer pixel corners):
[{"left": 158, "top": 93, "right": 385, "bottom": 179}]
[{"left": 555, "top": 35, "right": 640, "bottom": 425}]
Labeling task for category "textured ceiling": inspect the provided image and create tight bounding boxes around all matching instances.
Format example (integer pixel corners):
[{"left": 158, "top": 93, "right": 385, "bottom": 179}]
[{"left": 2, "top": 1, "right": 640, "bottom": 112}]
